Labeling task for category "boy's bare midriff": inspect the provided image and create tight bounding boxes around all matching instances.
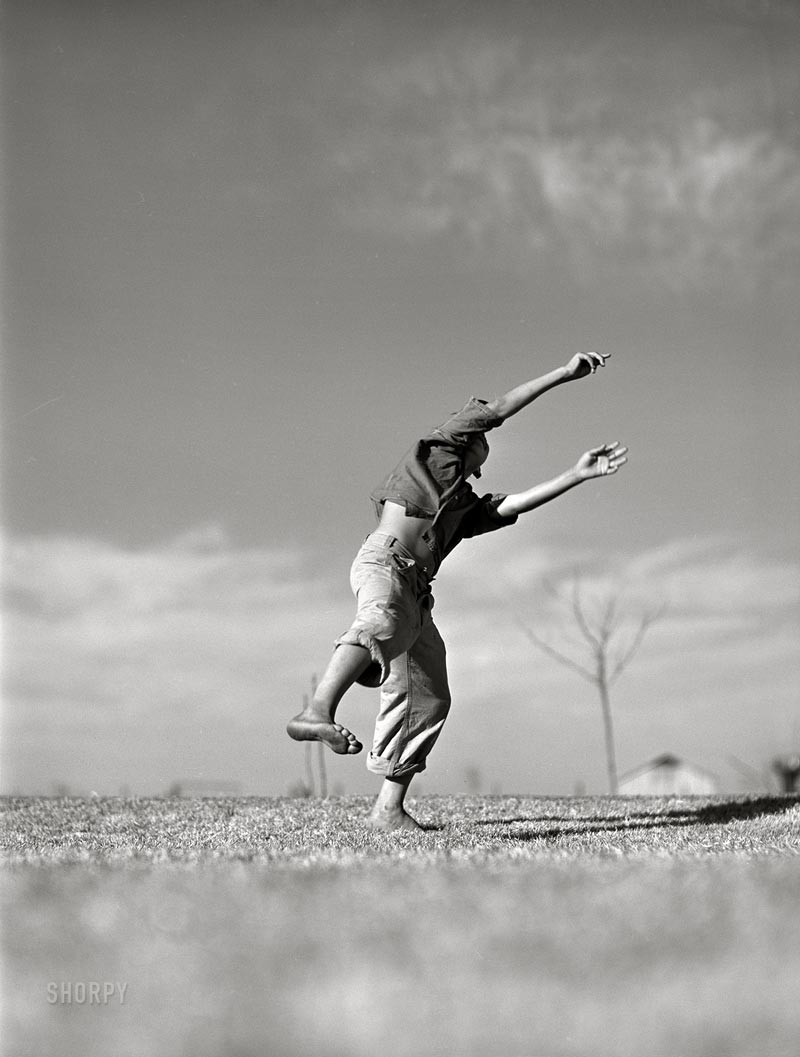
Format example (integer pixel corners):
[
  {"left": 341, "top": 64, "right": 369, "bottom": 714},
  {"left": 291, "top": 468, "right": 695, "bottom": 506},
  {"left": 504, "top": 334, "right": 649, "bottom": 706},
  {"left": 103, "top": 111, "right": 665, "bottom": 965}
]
[{"left": 376, "top": 500, "right": 435, "bottom": 568}]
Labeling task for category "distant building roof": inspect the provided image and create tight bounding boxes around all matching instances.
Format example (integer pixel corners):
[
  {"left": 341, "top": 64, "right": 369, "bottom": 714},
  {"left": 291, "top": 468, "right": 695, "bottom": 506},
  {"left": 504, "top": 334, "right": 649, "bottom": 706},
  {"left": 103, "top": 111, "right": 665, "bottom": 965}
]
[{"left": 620, "top": 753, "right": 718, "bottom": 795}]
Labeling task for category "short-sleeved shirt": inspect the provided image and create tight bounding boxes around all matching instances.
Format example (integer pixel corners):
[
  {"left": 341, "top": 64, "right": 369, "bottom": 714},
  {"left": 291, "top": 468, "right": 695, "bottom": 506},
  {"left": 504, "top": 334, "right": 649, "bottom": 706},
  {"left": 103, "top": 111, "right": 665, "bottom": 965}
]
[{"left": 370, "top": 396, "right": 518, "bottom": 571}]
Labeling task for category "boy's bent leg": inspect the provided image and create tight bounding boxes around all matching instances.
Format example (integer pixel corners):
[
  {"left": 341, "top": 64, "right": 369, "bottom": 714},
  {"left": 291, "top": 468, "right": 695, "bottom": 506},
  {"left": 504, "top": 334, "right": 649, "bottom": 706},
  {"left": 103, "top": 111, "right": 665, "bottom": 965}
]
[
  {"left": 366, "top": 773, "right": 422, "bottom": 832},
  {"left": 286, "top": 644, "right": 370, "bottom": 755},
  {"left": 288, "top": 533, "right": 420, "bottom": 758}
]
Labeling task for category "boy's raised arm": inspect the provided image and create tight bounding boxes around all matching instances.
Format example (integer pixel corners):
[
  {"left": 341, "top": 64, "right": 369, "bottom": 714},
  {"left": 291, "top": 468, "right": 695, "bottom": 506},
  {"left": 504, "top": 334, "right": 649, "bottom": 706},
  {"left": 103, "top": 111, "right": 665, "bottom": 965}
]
[
  {"left": 496, "top": 441, "right": 628, "bottom": 518},
  {"left": 488, "top": 351, "right": 610, "bottom": 422}
]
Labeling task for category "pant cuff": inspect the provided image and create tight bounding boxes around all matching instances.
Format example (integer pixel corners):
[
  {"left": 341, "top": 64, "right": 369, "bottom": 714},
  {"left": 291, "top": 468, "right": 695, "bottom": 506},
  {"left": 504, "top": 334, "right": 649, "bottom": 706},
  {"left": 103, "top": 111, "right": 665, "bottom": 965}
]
[
  {"left": 367, "top": 751, "right": 427, "bottom": 778},
  {"left": 333, "top": 629, "right": 389, "bottom": 688}
]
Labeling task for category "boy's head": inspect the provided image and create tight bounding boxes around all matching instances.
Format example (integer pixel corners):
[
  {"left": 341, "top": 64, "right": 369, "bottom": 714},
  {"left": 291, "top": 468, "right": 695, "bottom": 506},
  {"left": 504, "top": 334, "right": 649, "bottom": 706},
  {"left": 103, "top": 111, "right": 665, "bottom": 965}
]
[{"left": 464, "top": 433, "right": 490, "bottom": 478}]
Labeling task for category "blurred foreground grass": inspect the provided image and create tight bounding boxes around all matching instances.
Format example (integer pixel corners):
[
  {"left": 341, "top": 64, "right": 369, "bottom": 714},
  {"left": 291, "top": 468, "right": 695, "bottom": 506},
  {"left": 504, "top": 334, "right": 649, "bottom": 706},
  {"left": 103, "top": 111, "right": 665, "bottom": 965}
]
[{"left": 3, "top": 794, "right": 799, "bottom": 1057}]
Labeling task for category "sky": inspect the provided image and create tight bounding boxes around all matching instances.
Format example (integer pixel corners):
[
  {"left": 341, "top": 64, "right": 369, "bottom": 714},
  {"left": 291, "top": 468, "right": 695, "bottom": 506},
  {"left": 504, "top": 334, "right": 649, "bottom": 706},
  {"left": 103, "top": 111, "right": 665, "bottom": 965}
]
[{"left": 2, "top": 0, "right": 799, "bottom": 797}]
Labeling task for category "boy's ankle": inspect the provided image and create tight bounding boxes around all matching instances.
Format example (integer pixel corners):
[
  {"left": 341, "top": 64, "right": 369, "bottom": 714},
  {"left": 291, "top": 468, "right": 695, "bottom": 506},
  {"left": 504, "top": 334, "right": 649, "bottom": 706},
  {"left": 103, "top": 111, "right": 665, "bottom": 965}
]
[{"left": 307, "top": 699, "right": 335, "bottom": 720}]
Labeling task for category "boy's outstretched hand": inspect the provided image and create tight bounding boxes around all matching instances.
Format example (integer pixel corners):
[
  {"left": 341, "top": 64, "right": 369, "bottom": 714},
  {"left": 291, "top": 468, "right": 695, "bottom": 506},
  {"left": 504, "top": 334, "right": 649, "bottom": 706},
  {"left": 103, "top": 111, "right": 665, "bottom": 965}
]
[
  {"left": 564, "top": 351, "right": 610, "bottom": 380},
  {"left": 576, "top": 442, "right": 628, "bottom": 480}
]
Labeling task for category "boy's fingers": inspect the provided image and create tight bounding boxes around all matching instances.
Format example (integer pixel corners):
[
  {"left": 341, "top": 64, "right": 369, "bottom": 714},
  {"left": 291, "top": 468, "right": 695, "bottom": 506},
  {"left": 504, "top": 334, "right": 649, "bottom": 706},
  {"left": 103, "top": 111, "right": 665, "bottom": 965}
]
[{"left": 588, "top": 441, "right": 623, "bottom": 458}]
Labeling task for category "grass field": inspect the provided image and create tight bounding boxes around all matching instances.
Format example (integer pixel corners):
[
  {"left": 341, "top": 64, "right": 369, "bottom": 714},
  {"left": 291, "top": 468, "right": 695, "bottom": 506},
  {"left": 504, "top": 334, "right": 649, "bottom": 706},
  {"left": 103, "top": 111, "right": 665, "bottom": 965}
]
[{"left": 3, "top": 793, "right": 799, "bottom": 1057}]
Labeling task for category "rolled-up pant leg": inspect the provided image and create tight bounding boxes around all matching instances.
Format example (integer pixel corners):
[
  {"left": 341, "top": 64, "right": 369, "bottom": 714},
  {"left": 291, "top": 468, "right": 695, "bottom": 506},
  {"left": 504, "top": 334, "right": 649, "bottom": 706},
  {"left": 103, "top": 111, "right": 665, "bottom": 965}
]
[
  {"left": 334, "top": 537, "right": 422, "bottom": 689},
  {"left": 367, "top": 612, "right": 451, "bottom": 778}
]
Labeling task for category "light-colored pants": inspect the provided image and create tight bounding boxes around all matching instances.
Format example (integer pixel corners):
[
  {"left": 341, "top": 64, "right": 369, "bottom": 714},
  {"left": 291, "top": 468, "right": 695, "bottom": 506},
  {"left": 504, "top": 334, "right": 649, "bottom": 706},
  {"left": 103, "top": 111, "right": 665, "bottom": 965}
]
[{"left": 335, "top": 532, "right": 451, "bottom": 778}]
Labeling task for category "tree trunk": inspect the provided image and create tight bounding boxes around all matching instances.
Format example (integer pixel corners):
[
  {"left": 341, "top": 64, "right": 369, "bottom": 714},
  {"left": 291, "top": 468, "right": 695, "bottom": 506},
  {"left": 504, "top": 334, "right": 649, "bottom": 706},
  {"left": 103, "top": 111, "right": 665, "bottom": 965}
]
[
  {"left": 304, "top": 743, "right": 315, "bottom": 797},
  {"left": 317, "top": 741, "right": 328, "bottom": 798},
  {"left": 597, "top": 673, "right": 618, "bottom": 795}
]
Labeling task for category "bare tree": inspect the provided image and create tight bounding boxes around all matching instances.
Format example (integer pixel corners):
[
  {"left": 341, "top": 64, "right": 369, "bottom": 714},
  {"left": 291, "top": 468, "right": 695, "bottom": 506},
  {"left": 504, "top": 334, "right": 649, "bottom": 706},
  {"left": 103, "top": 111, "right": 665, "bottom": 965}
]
[
  {"left": 516, "top": 575, "right": 664, "bottom": 795},
  {"left": 303, "top": 737, "right": 315, "bottom": 797},
  {"left": 293, "top": 675, "right": 329, "bottom": 799},
  {"left": 772, "top": 754, "right": 800, "bottom": 793},
  {"left": 310, "top": 674, "right": 327, "bottom": 798}
]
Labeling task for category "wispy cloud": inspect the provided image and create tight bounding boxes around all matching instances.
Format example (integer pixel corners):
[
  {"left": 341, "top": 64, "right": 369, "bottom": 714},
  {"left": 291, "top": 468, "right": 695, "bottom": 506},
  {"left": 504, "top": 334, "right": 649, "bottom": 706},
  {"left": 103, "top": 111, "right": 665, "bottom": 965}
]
[
  {"left": 3, "top": 524, "right": 344, "bottom": 702},
  {"left": 3, "top": 526, "right": 798, "bottom": 793},
  {"left": 438, "top": 529, "right": 800, "bottom": 738},
  {"left": 328, "top": 29, "right": 800, "bottom": 287},
  {"left": 1, "top": 526, "right": 352, "bottom": 793}
]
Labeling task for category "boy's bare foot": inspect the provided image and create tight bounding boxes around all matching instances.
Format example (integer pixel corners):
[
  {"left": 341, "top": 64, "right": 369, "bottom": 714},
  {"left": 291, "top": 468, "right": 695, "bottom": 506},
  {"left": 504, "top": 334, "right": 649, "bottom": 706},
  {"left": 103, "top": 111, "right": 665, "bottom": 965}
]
[
  {"left": 286, "top": 710, "right": 362, "bottom": 755},
  {"left": 366, "top": 804, "right": 423, "bottom": 832},
  {"left": 366, "top": 774, "right": 422, "bottom": 831}
]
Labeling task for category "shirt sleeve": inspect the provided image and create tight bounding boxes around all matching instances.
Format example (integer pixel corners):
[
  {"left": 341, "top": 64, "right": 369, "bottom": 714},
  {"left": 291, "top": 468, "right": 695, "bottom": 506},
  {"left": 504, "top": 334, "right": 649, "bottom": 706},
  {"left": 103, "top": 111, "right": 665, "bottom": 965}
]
[
  {"left": 431, "top": 396, "right": 503, "bottom": 445},
  {"left": 458, "top": 493, "right": 518, "bottom": 539}
]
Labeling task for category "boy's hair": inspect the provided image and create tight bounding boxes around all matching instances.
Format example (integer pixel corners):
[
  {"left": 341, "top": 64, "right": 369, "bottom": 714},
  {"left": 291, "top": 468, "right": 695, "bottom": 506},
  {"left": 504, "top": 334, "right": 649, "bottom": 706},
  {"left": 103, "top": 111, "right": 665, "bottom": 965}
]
[{"left": 466, "top": 434, "right": 490, "bottom": 478}]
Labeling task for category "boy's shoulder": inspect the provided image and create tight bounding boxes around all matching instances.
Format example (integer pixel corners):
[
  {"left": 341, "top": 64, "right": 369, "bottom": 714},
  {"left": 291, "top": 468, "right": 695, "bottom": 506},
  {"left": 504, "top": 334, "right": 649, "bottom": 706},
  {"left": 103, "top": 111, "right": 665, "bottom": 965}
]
[{"left": 430, "top": 396, "right": 502, "bottom": 442}]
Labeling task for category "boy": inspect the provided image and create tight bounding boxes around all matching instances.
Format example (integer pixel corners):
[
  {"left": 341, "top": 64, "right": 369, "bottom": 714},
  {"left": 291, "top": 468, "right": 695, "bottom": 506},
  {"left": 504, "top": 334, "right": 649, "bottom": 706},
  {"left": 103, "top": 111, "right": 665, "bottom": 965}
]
[{"left": 288, "top": 352, "right": 627, "bottom": 830}]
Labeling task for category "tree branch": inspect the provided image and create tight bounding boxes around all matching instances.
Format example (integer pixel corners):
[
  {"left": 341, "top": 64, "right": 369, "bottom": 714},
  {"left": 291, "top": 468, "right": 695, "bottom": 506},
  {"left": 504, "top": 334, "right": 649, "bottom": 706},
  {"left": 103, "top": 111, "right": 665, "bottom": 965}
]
[
  {"left": 571, "top": 578, "right": 602, "bottom": 651},
  {"left": 608, "top": 603, "right": 666, "bottom": 684},
  {"left": 599, "top": 593, "right": 619, "bottom": 645},
  {"left": 514, "top": 613, "right": 597, "bottom": 684}
]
